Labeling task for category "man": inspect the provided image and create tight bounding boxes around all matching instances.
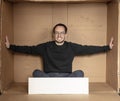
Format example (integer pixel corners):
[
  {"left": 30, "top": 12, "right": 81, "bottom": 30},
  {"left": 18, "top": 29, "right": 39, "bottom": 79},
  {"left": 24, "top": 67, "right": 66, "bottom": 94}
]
[{"left": 5, "top": 23, "right": 114, "bottom": 77}]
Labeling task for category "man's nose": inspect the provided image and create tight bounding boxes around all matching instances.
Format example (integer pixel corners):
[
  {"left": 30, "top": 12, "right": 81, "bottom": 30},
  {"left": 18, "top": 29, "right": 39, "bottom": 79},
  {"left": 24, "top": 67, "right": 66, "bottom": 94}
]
[{"left": 58, "top": 33, "right": 61, "bottom": 37}]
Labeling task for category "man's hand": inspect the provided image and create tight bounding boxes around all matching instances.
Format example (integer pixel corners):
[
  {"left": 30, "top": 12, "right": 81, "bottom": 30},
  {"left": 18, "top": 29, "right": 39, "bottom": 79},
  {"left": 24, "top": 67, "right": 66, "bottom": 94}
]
[
  {"left": 109, "top": 37, "right": 114, "bottom": 50},
  {"left": 5, "top": 35, "right": 10, "bottom": 48}
]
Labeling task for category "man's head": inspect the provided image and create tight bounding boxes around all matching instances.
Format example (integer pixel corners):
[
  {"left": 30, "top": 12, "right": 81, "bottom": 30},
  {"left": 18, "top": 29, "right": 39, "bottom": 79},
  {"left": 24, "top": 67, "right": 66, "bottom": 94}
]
[
  {"left": 52, "top": 23, "right": 68, "bottom": 45},
  {"left": 52, "top": 23, "right": 67, "bottom": 34}
]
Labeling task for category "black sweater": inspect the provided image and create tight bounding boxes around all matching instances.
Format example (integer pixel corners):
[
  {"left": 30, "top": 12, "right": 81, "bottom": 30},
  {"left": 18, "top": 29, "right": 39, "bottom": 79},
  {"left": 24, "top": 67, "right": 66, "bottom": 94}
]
[{"left": 10, "top": 41, "right": 110, "bottom": 73}]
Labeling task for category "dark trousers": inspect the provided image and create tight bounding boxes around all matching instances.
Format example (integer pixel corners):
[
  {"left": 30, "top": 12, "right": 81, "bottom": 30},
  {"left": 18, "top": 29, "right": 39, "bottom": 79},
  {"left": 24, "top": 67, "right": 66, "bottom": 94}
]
[{"left": 32, "top": 69, "right": 84, "bottom": 77}]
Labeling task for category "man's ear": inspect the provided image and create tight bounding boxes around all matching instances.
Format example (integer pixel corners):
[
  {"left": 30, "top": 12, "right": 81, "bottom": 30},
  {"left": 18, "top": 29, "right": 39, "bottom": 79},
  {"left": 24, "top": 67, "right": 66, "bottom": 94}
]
[{"left": 65, "top": 33, "right": 68, "bottom": 37}]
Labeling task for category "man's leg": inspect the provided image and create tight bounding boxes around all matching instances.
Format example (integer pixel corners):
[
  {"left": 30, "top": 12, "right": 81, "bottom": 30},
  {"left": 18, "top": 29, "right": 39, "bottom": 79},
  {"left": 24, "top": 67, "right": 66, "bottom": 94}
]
[
  {"left": 68, "top": 70, "right": 84, "bottom": 77},
  {"left": 32, "top": 69, "right": 70, "bottom": 77},
  {"left": 47, "top": 72, "right": 70, "bottom": 77},
  {"left": 33, "top": 69, "right": 84, "bottom": 77},
  {"left": 32, "top": 69, "right": 49, "bottom": 77}
]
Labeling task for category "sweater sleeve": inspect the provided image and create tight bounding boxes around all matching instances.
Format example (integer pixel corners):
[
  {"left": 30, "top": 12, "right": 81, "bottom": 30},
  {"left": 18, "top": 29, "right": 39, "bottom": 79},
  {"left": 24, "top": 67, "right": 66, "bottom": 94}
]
[
  {"left": 9, "top": 43, "right": 45, "bottom": 55},
  {"left": 70, "top": 42, "right": 110, "bottom": 56}
]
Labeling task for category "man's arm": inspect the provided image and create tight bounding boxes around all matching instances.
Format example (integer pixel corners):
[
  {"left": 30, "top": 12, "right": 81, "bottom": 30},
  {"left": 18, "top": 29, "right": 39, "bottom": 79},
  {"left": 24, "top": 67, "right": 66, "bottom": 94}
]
[
  {"left": 71, "top": 37, "right": 114, "bottom": 56},
  {"left": 5, "top": 35, "right": 44, "bottom": 55}
]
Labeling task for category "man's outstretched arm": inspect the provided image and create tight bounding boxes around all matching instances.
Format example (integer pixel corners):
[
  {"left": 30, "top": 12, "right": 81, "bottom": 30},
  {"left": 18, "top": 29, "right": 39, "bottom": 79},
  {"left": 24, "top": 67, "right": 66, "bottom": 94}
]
[{"left": 5, "top": 35, "right": 44, "bottom": 55}]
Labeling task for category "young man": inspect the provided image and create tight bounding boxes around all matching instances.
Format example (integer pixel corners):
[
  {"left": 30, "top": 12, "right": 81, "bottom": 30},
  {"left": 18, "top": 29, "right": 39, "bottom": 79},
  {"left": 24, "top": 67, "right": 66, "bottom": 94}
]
[{"left": 5, "top": 23, "right": 114, "bottom": 77}]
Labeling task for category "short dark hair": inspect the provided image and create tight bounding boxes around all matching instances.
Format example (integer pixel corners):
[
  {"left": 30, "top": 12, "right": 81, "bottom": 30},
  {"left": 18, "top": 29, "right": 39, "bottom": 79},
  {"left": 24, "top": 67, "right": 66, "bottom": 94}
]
[{"left": 52, "top": 23, "right": 67, "bottom": 34}]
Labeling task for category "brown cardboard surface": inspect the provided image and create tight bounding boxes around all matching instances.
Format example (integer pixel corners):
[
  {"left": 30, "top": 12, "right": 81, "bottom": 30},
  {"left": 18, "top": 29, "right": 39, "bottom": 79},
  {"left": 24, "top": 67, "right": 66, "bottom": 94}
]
[
  {"left": 1, "top": 83, "right": 120, "bottom": 101},
  {"left": 0, "top": 0, "right": 2, "bottom": 91},
  {"left": 106, "top": 1, "right": 118, "bottom": 91},
  {"left": 1, "top": 1, "right": 14, "bottom": 91},
  {"left": 118, "top": 2, "right": 120, "bottom": 91},
  {"left": 13, "top": 3, "right": 107, "bottom": 82},
  {"left": 0, "top": 0, "right": 119, "bottom": 93},
  {"left": 7, "top": 0, "right": 112, "bottom": 3}
]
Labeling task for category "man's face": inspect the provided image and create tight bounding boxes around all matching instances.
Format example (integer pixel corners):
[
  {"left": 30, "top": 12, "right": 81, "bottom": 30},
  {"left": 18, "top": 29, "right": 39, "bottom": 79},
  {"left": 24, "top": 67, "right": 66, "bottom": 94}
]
[{"left": 53, "top": 26, "right": 67, "bottom": 44}]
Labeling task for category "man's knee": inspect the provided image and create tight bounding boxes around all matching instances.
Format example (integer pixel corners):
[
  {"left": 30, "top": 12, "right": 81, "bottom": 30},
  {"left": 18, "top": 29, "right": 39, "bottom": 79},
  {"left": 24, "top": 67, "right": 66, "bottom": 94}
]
[
  {"left": 73, "top": 70, "right": 84, "bottom": 77},
  {"left": 32, "top": 69, "right": 42, "bottom": 77}
]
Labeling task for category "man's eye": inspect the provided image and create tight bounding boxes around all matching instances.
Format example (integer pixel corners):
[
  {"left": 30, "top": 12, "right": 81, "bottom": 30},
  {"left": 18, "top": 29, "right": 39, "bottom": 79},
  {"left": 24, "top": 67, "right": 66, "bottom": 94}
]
[{"left": 55, "top": 32, "right": 65, "bottom": 34}]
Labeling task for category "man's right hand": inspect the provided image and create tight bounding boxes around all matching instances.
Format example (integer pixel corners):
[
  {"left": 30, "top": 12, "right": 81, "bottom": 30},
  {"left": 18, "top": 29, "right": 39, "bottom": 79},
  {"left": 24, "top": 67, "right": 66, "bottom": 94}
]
[{"left": 5, "top": 35, "right": 10, "bottom": 48}]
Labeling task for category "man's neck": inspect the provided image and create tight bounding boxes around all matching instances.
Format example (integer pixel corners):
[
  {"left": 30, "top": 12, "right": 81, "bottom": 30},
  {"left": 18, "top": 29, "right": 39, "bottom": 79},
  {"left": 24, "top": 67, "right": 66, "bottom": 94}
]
[{"left": 55, "top": 41, "right": 64, "bottom": 46}]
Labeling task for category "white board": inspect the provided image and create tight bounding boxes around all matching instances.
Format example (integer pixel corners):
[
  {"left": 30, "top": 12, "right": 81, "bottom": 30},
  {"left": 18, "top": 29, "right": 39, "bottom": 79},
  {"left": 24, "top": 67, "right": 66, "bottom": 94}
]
[{"left": 28, "top": 77, "right": 89, "bottom": 94}]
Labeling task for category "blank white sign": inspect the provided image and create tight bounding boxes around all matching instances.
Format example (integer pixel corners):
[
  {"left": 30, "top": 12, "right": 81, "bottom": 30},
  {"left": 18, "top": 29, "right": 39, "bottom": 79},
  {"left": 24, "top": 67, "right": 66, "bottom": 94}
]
[{"left": 28, "top": 77, "right": 89, "bottom": 94}]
